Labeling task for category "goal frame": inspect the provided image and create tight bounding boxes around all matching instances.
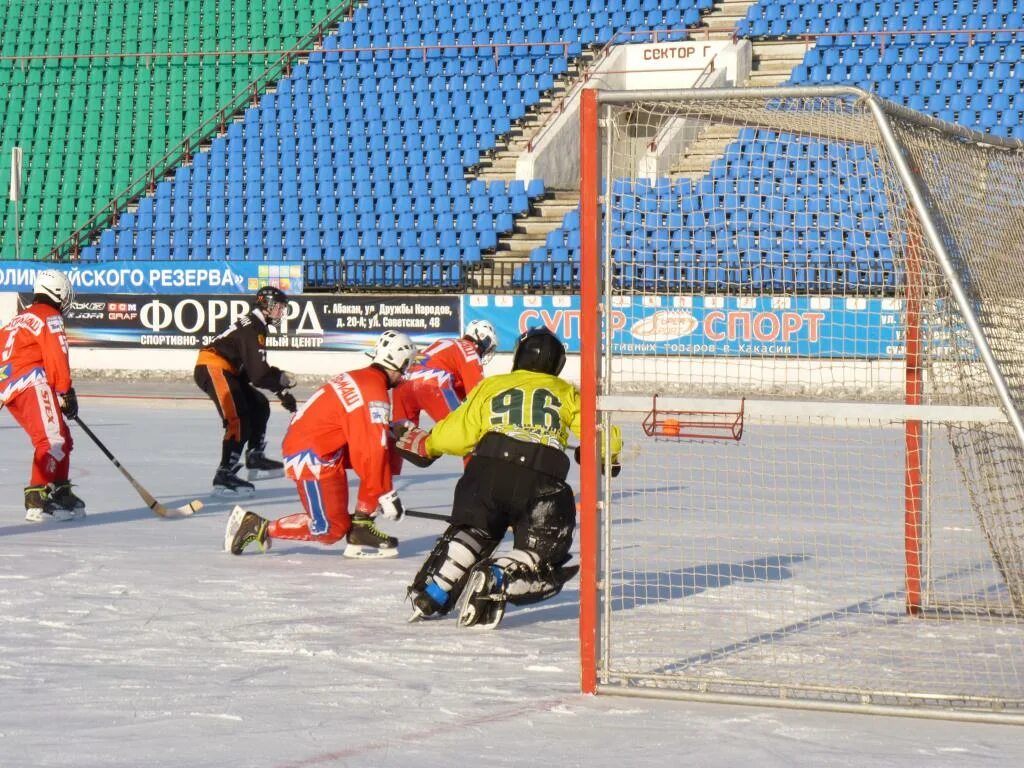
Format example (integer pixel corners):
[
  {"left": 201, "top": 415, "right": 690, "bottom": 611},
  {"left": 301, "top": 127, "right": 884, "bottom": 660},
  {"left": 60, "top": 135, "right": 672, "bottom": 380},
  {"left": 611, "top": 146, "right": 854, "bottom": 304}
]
[{"left": 577, "top": 85, "right": 1024, "bottom": 721}]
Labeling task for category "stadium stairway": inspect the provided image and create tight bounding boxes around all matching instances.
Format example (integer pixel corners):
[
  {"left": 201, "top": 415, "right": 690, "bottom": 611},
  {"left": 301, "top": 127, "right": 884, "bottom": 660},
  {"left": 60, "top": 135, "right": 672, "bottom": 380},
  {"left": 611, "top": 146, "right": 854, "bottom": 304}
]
[{"left": 487, "top": 0, "right": 803, "bottom": 286}]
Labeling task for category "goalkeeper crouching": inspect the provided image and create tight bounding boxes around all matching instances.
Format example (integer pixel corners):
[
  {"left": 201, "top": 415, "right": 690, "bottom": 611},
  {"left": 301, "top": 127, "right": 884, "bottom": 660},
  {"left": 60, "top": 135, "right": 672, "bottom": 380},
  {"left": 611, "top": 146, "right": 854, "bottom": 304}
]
[{"left": 396, "top": 326, "right": 622, "bottom": 629}]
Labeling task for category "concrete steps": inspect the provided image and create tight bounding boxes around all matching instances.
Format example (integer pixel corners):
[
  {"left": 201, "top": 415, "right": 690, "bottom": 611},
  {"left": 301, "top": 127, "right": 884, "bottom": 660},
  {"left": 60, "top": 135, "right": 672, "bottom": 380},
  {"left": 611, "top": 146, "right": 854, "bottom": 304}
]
[{"left": 463, "top": 7, "right": 811, "bottom": 287}]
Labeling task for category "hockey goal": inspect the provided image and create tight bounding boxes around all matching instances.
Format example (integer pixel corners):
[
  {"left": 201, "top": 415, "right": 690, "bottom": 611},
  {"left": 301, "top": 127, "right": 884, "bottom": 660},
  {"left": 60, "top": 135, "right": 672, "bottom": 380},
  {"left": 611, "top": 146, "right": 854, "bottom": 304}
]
[{"left": 577, "top": 86, "right": 1024, "bottom": 721}]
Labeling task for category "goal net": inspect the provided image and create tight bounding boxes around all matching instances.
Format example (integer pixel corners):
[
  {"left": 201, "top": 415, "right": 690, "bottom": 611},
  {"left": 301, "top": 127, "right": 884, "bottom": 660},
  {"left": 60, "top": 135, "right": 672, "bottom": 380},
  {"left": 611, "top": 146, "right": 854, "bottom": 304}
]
[{"left": 577, "top": 86, "right": 1024, "bottom": 721}]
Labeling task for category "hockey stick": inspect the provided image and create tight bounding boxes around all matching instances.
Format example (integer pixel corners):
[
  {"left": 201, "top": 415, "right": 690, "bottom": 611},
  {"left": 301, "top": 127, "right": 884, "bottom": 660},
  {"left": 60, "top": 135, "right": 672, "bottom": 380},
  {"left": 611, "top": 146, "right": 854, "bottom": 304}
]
[
  {"left": 73, "top": 416, "right": 203, "bottom": 519},
  {"left": 405, "top": 509, "right": 451, "bottom": 522}
]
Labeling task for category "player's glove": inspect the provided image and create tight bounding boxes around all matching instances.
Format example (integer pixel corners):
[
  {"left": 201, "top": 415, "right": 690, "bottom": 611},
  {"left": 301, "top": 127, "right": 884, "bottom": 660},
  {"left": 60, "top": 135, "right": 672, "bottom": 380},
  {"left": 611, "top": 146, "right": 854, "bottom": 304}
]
[
  {"left": 278, "top": 391, "right": 297, "bottom": 413},
  {"left": 574, "top": 446, "right": 622, "bottom": 477},
  {"left": 395, "top": 424, "right": 437, "bottom": 468},
  {"left": 279, "top": 371, "right": 297, "bottom": 390},
  {"left": 375, "top": 490, "right": 405, "bottom": 522},
  {"left": 58, "top": 388, "right": 79, "bottom": 419}
]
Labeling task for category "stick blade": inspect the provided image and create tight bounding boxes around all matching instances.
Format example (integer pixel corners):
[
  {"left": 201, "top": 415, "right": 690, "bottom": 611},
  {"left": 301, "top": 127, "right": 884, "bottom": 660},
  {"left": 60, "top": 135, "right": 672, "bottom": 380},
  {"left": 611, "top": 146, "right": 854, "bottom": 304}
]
[{"left": 153, "top": 499, "right": 204, "bottom": 519}]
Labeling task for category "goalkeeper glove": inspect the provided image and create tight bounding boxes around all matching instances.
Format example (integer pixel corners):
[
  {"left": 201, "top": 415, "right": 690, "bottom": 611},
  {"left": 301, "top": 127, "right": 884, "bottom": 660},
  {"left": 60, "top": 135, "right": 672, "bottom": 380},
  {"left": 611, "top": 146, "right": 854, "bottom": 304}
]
[{"left": 574, "top": 446, "right": 622, "bottom": 477}]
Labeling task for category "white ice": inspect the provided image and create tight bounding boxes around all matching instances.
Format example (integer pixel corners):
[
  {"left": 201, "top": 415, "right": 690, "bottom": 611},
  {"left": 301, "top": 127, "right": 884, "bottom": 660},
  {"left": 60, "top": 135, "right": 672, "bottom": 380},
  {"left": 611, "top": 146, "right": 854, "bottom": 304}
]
[{"left": 1, "top": 385, "right": 1023, "bottom": 768}]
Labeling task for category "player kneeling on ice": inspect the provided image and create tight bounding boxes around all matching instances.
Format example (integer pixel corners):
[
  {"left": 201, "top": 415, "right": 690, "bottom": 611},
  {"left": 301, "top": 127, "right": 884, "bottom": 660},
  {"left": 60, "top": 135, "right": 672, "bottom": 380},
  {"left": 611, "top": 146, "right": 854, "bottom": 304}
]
[
  {"left": 225, "top": 331, "right": 417, "bottom": 559},
  {"left": 396, "top": 326, "right": 622, "bottom": 629},
  {"left": 0, "top": 270, "right": 86, "bottom": 522},
  {"left": 194, "top": 286, "right": 298, "bottom": 497}
]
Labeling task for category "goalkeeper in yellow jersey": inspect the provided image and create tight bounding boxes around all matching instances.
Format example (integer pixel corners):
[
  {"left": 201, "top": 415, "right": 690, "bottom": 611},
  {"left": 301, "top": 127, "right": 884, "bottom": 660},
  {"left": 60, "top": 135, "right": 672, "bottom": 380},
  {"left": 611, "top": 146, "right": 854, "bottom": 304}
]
[{"left": 395, "top": 326, "right": 622, "bottom": 628}]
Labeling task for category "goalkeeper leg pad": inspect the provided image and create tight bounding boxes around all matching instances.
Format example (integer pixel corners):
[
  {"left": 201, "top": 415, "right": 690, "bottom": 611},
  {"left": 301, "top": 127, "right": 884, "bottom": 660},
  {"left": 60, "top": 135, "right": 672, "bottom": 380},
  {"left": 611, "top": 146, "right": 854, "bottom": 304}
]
[{"left": 407, "top": 525, "right": 497, "bottom": 619}]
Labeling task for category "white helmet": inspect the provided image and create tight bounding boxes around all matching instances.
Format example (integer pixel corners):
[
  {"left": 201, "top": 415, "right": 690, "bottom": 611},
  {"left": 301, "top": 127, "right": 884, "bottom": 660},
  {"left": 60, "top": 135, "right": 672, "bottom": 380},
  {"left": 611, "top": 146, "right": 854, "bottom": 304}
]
[
  {"left": 369, "top": 330, "right": 417, "bottom": 374},
  {"left": 464, "top": 319, "right": 499, "bottom": 364},
  {"left": 33, "top": 269, "right": 74, "bottom": 312}
]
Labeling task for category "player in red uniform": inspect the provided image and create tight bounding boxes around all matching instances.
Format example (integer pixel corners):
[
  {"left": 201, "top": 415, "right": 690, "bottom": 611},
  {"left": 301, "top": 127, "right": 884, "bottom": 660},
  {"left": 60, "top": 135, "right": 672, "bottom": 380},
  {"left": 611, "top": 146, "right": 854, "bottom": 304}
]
[
  {"left": 0, "top": 270, "right": 85, "bottom": 522},
  {"left": 224, "top": 330, "right": 417, "bottom": 559},
  {"left": 390, "top": 319, "right": 498, "bottom": 471}
]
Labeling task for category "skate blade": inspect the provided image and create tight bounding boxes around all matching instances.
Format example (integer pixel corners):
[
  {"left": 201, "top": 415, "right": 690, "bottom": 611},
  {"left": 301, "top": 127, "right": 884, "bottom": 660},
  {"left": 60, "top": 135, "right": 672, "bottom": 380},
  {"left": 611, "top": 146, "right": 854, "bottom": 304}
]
[
  {"left": 458, "top": 598, "right": 505, "bottom": 630},
  {"left": 342, "top": 543, "right": 399, "bottom": 559},
  {"left": 223, "top": 505, "right": 248, "bottom": 553},
  {"left": 456, "top": 571, "right": 505, "bottom": 629},
  {"left": 247, "top": 468, "right": 284, "bottom": 481},
  {"left": 212, "top": 485, "right": 256, "bottom": 498},
  {"left": 407, "top": 609, "right": 425, "bottom": 623},
  {"left": 24, "top": 509, "right": 75, "bottom": 523}
]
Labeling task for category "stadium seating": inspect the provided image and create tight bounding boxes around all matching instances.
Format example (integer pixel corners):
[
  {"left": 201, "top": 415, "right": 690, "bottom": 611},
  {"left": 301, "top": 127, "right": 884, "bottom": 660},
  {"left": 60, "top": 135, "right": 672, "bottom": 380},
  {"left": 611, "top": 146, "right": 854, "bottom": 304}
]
[
  {"left": 521, "top": 0, "right": 1022, "bottom": 291},
  {"left": 5, "top": 0, "right": 1019, "bottom": 296},
  {"left": 71, "top": 0, "right": 710, "bottom": 289},
  {"left": 0, "top": 0, "right": 339, "bottom": 259}
]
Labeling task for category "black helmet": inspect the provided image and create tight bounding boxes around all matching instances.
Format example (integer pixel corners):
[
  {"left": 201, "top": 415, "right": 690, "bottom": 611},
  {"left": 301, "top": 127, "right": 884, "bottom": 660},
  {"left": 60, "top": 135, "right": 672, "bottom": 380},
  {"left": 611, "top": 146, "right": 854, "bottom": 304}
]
[
  {"left": 512, "top": 326, "right": 566, "bottom": 375},
  {"left": 254, "top": 286, "right": 288, "bottom": 328}
]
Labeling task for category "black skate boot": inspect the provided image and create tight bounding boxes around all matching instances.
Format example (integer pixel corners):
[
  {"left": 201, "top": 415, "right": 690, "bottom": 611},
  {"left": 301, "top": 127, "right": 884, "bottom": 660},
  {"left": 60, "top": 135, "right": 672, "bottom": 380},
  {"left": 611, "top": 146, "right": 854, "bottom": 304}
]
[
  {"left": 456, "top": 564, "right": 508, "bottom": 629},
  {"left": 24, "top": 485, "right": 73, "bottom": 523},
  {"left": 212, "top": 465, "right": 255, "bottom": 497},
  {"left": 49, "top": 481, "right": 86, "bottom": 519},
  {"left": 223, "top": 505, "right": 272, "bottom": 555},
  {"left": 245, "top": 449, "right": 284, "bottom": 481},
  {"left": 343, "top": 513, "right": 399, "bottom": 559}
]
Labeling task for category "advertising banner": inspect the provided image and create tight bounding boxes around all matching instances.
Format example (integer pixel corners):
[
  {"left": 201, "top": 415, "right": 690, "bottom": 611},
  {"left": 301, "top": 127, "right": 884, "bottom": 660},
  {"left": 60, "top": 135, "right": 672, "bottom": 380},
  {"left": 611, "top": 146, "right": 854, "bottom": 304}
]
[
  {"left": 463, "top": 294, "right": 904, "bottom": 358},
  {"left": 53, "top": 294, "right": 460, "bottom": 352},
  {"left": 0, "top": 261, "right": 304, "bottom": 295}
]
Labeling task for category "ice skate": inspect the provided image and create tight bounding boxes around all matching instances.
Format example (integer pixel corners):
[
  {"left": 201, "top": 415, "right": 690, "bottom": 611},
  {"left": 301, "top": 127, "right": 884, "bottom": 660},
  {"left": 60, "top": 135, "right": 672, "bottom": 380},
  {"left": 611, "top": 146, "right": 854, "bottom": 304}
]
[
  {"left": 24, "top": 485, "right": 74, "bottom": 523},
  {"left": 343, "top": 513, "right": 399, "bottom": 559},
  {"left": 407, "top": 584, "right": 448, "bottom": 622},
  {"left": 224, "top": 505, "right": 272, "bottom": 554},
  {"left": 456, "top": 564, "right": 507, "bottom": 629},
  {"left": 212, "top": 465, "right": 255, "bottom": 497},
  {"left": 245, "top": 450, "right": 284, "bottom": 481},
  {"left": 49, "top": 480, "right": 87, "bottom": 520}
]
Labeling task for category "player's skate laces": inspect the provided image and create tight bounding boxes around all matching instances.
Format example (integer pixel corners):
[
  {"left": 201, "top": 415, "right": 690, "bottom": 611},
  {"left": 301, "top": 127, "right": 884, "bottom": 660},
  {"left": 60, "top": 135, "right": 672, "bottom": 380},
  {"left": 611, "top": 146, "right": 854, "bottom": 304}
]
[
  {"left": 343, "top": 513, "right": 399, "bottom": 559},
  {"left": 49, "top": 481, "right": 86, "bottom": 518},
  {"left": 224, "top": 506, "right": 272, "bottom": 555},
  {"left": 457, "top": 564, "right": 507, "bottom": 629}
]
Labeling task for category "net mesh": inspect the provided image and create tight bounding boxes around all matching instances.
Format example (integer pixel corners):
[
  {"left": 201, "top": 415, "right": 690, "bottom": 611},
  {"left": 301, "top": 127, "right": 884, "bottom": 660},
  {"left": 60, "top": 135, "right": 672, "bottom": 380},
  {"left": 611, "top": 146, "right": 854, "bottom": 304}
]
[{"left": 592, "top": 91, "right": 1024, "bottom": 716}]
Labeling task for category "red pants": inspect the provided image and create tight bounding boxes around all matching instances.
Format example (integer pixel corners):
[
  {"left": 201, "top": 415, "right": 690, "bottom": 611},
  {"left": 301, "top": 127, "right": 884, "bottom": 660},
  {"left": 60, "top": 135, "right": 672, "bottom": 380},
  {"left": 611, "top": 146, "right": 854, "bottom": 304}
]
[
  {"left": 269, "top": 466, "right": 351, "bottom": 545},
  {"left": 5, "top": 384, "right": 72, "bottom": 486}
]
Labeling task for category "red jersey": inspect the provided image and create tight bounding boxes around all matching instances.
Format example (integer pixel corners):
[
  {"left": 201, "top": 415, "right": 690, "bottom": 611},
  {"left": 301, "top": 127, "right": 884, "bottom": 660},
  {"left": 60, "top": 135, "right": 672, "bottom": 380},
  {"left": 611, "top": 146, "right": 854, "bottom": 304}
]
[
  {"left": 282, "top": 365, "right": 394, "bottom": 510},
  {"left": 0, "top": 302, "right": 72, "bottom": 403},
  {"left": 403, "top": 338, "right": 484, "bottom": 400}
]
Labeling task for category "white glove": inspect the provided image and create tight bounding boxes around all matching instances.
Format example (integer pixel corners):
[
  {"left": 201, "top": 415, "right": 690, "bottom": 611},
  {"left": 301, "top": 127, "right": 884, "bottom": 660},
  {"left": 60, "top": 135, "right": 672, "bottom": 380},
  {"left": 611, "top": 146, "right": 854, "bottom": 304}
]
[
  {"left": 279, "top": 371, "right": 296, "bottom": 390},
  {"left": 376, "top": 490, "right": 405, "bottom": 522}
]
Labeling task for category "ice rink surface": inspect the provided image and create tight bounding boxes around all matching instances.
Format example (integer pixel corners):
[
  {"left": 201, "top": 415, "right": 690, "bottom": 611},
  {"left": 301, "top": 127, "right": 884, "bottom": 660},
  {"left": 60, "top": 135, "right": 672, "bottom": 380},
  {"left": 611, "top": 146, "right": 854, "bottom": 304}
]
[{"left": 1, "top": 385, "right": 1023, "bottom": 767}]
